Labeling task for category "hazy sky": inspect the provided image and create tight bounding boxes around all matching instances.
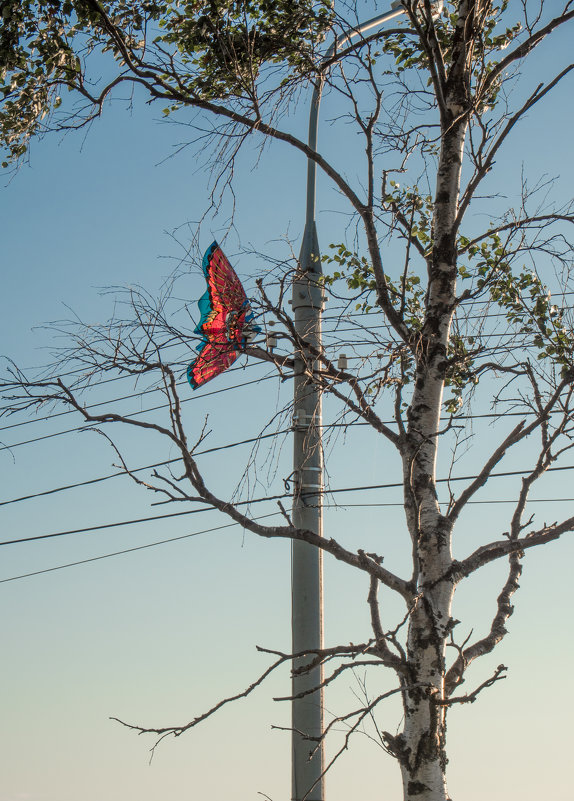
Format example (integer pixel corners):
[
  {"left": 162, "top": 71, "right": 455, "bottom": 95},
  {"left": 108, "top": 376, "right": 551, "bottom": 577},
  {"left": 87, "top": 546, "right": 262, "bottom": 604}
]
[{"left": 1, "top": 4, "right": 573, "bottom": 801}]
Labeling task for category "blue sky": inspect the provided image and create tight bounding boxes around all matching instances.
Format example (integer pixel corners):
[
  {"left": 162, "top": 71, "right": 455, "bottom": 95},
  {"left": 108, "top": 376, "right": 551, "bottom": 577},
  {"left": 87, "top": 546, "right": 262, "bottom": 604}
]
[{"left": 1, "top": 5, "right": 573, "bottom": 800}]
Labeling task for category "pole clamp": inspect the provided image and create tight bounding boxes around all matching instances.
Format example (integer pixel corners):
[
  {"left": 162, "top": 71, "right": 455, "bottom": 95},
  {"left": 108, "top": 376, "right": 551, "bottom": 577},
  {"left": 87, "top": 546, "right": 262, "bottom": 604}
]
[{"left": 292, "top": 408, "right": 315, "bottom": 428}]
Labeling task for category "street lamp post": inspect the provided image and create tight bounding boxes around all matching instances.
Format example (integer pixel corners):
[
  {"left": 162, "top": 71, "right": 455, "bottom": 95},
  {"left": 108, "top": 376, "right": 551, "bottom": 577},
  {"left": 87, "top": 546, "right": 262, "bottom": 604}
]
[{"left": 290, "top": 4, "right": 412, "bottom": 800}]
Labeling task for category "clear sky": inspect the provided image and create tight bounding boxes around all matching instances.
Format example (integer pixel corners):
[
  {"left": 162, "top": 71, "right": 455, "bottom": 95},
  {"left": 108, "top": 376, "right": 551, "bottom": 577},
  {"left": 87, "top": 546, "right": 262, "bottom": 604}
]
[{"left": 1, "top": 4, "right": 573, "bottom": 801}]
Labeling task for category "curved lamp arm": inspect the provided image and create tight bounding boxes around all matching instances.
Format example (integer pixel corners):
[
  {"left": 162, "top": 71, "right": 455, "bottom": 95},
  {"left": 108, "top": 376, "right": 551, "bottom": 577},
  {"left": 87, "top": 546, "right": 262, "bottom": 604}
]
[{"left": 305, "top": 0, "right": 444, "bottom": 226}]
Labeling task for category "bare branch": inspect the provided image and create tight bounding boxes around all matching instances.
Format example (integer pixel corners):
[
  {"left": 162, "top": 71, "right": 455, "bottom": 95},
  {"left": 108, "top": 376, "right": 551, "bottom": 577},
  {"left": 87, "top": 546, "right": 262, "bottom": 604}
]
[
  {"left": 445, "top": 555, "right": 521, "bottom": 694},
  {"left": 458, "top": 64, "right": 574, "bottom": 223},
  {"left": 111, "top": 653, "right": 287, "bottom": 742},
  {"left": 438, "top": 664, "right": 507, "bottom": 706},
  {"left": 448, "top": 521, "right": 574, "bottom": 584}
]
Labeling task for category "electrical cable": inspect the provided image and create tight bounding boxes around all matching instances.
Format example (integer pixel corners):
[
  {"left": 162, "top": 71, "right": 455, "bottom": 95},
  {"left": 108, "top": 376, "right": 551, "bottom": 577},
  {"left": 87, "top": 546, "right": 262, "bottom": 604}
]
[
  {"left": 4, "top": 296, "right": 573, "bottom": 435},
  {"left": 320, "top": 296, "right": 574, "bottom": 325},
  {"left": 0, "top": 332, "right": 560, "bottom": 454},
  {"left": 1, "top": 340, "right": 565, "bottom": 452},
  {"left": 0, "top": 511, "right": 283, "bottom": 585},
  {"left": 0, "top": 355, "right": 263, "bottom": 433},
  {"left": 0, "top": 427, "right": 292, "bottom": 507},
  {"left": 328, "top": 498, "right": 574, "bottom": 507},
  {"left": 0, "top": 490, "right": 291, "bottom": 547},
  {"left": 0, "top": 364, "right": 186, "bottom": 433},
  {"left": 2, "top": 489, "right": 573, "bottom": 585},
  {"left": 0, "top": 408, "right": 567, "bottom": 509},
  {"left": 322, "top": 463, "right": 574, "bottom": 496},
  {"left": 3, "top": 330, "right": 208, "bottom": 388},
  {"left": 0, "top": 372, "right": 279, "bottom": 453},
  {"left": 1, "top": 322, "right": 567, "bottom": 449},
  {"left": 3, "top": 462, "right": 574, "bottom": 548}
]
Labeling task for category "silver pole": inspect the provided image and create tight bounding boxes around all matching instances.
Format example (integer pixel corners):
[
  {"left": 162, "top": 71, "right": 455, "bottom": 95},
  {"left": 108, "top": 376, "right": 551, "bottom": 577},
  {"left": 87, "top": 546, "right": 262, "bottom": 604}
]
[
  {"left": 291, "top": 4, "right": 432, "bottom": 799},
  {"left": 291, "top": 208, "right": 324, "bottom": 799}
]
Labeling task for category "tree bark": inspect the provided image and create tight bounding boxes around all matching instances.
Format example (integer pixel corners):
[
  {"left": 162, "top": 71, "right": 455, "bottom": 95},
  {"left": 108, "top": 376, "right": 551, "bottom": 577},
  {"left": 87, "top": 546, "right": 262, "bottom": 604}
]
[{"left": 394, "top": 18, "right": 472, "bottom": 787}]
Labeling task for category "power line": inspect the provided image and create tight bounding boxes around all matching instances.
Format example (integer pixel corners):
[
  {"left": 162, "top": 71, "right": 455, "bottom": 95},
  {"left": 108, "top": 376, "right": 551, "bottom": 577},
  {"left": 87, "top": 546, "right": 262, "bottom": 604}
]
[
  {"left": 0, "top": 366, "right": 185, "bottom": 433},
  {"left": 330, "top": 498, "right": 574, "bottom": 507},
  {"left": 0, "top": 491, "right": 290, "bottom": 547},
  {"left": 0, "top": 372, "right": 279, "bottom": 453},
  {"left": 0, "top": 427, "right": 291, "bottom": 508},
  {"left": 5, "top": 294, "right": 570, "bottom": 415},
  {"left": 0, "top": 409, "right": 566, "bottom": 509},
  {"left": 4, "top": 298, "right": 572, "bottom": 437},
  {"left": 0, "top": 410, "right": 572, "bottom": 506},
  {"left": 3, "top": 333, "right": 201, "bottom": 389},
  {"left": 0, "top": 512, "right": 282, "bottom": 585},
  {"left": 322, "top": 463, "right": 574, "bottom": 496},
  {"left": 0, "top": 337, "right": 557, "bottom": 450},
  {"left": 0, "top": 355, "right": 264, "bottom": 433},
  {"left": 3, "top": 463, "right": 574, "bottom": 548},
  {"left": 0, "top": 508, "right": 216, "bottom": 546},
  {"left": 6, "top": 304, "right": 557, "bottom": 421},
  {"left": 0, "top": 330, "right": 567, "bottom": 448},
  {"left": 2, "top": 490, "right": 573, "bottom": 586},
  {"left": 321, "top": 291, "right": 574, "bottom": 318}
]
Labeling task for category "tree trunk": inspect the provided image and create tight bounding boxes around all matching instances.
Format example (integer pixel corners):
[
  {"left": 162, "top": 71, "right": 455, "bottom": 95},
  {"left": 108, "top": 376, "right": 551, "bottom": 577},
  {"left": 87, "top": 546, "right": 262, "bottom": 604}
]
[
  {"left": 393, "top": 34, "right": 472, "bottom": 792},
  {"left": 397, "top": 576, "right": 454, "bottom": 801}
]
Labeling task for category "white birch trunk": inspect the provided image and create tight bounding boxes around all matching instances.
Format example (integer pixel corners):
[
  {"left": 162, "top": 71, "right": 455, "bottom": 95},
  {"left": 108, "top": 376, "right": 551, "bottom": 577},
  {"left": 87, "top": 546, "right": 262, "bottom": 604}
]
[{"left": 394, "top": 56, "right": 470, "bottom": 796}]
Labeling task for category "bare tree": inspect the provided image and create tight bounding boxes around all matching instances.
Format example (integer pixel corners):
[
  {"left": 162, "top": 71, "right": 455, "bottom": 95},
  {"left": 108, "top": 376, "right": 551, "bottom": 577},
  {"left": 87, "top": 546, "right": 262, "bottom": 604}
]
[{"left": 2, "top": 2, "right": 574, "bottom": 800}]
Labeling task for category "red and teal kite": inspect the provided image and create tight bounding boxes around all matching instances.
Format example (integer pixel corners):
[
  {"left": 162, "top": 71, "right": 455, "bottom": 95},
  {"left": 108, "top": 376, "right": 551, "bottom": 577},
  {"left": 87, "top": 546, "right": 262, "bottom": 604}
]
[{"left": 187, "top": 241, "right": 260, "bottom": 389}]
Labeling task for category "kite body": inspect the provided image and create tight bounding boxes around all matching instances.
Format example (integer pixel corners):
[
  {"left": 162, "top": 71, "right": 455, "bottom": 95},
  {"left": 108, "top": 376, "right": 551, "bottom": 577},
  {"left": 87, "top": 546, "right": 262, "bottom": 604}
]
[{"left": 187, "top": 242, "right": 260, "bottom": 389}]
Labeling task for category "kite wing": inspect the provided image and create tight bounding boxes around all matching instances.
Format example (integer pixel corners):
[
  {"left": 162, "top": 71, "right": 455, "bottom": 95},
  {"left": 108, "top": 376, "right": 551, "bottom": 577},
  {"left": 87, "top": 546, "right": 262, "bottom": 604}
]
[
  {"left": 187, "top": 339, "right": 241, "bottom": 389},
  {"left": 187, "top": 241, "right": 260, "bottom": 389}
]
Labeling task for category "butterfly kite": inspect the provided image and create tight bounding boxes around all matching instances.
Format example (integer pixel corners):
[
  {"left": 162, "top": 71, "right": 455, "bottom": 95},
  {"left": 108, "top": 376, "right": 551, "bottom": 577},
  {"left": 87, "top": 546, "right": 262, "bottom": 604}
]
[{"left": 187, "top": 241, "right": 261, "bottom": 389}]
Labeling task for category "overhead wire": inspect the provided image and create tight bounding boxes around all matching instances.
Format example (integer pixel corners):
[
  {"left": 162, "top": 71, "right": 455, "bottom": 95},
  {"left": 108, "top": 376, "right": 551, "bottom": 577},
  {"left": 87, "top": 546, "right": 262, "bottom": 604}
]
[
  {"left": 333, "top": 498, "right": 574, "bottom": 507},
  {"left": 0, "top": 360, "right": 188, "bottom": 433},
  {"left": 1, "top": 408, "right": 569, "bottom": 509},
  {"left": 2, "top": 489, "right": 573, "bottom": 585},
  {"left": 11, "top": 270, "right": 555, "bottom": 389},
  {"left": 0, "top": 511, "right": 283, "bottom": 585},
  {"left": 0, "top": 427, "right": 292, "bottom": 508},
  {"left": 2, "top": 328, "right": 206, "bottom": 389},
  {"left": 5, "top": 261, "right": 573, "bottom": 578},
  {"left": 0, "top": 371, "right": 279, "bottom": 453},
  {"left": 0, "top": 357, "right": 264, "bottom": 434},
  {"left": 1, "top": 326, "right": 565, "bottom": 453},
  {"left": 1, "top": 324, "right": 569, "bottom": 464},
  {"left": 4, "top": 295, "right": 573, "bottom": 436},
  {"left": 3, "top": 299, "right": 574, "bottom": 567},
  {"left": 3, "top": 462, "right": 574, "bottom": 549}
]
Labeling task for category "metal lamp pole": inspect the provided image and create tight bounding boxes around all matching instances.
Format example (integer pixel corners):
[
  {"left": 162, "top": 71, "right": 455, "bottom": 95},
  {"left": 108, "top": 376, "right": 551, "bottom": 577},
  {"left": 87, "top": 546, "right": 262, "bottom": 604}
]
[{"left": 290, "top": 3, "right": 411, "bottom": 800}]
